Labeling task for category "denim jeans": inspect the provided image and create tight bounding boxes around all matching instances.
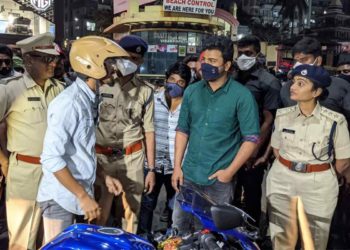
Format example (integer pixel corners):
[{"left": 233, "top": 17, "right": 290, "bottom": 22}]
[
  {"left": 39, "top": 200, "right": 74, "bottom": 243},
  {"left": 172, "top": 178, "right": 235, "bottom": 234},
  {"left": 138, "top": 173, "right": 175, "bottom": 234}
]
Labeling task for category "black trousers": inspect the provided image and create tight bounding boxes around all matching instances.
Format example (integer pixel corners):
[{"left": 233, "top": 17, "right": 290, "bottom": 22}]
[
  {"left": 234, "top": 165, "right": 265, "bottom": 225},
  {"left": 138, "top": 173, "right": 175, "bottom": 234}
]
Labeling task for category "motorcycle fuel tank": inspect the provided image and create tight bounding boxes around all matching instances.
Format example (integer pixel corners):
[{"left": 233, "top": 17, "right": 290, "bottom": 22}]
[{"left": 40, "top": 223, "right": 156, "bottom": 250}]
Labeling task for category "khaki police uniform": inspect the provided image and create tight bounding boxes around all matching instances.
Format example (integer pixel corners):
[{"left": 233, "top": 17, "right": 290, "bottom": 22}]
[
  {"left": 0, "top": 33, "right": 63, "bottom": 250},
  {"left": 267, "top": 104, "right": 350, "bottom": 250},
  {"left": 96, "top": 75, "right": 154, "bottom": 233}
]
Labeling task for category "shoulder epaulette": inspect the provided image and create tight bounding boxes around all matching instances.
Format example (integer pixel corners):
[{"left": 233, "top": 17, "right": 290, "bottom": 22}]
[
  {"left": 50, "top": 78, "right": 66, "bottom": 88},
  {"left": 276, "top": 105, "right": 298, "bottom": 117},
  {"left": 320, "top": 106, "right": 345, "bottom": 123},
  {"left": 0, "top": 74, "right": 22, "bottom": 85}
]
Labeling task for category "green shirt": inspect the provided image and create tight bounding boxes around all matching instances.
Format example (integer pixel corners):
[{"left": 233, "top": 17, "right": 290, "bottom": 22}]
[{"left": 176, "top": 76, "right": 260, "bottom": 185}]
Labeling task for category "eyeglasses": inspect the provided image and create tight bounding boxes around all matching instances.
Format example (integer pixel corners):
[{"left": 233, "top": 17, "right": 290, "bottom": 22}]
[
  {"left": 30, "top": 54, "right": 60, "bottom": 64},
  {"left": 0, "top": 59, "right": 11, "bottom": 65}
]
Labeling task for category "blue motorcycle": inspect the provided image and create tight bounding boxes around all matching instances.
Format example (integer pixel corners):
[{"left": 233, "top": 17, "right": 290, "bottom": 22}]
[{"left": 41, "top": 185, "right": 260, "bottom": 250}]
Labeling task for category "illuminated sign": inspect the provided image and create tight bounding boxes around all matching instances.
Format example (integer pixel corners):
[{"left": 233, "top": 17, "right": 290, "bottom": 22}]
[
  {"left": 30, "top": 0, "right": 52, "bottom": 11},
  {"left": 163, "top": 0, "right": 217, "bottom": 15}
]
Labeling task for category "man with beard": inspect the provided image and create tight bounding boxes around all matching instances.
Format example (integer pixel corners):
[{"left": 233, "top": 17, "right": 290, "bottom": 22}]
[
  {"left": 171, "top": 36, "right": 260, "bottom": 234},
  {"left": 0, "top": 32, "right": 64, "bottom": 250},
  {"left": 0, "top": 44, "right": 22, "bottom": 84}
]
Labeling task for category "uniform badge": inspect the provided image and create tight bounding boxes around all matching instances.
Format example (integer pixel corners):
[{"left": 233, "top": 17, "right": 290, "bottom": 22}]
[
  {"left": 282, "top": 128, "right": 295, "bottom": 134},
  {"left": 301, "top": 69, "right": 308, "bottom": 76},
  {"left": 101, "top": 93, "right": 114, "bottom": 98},
  {"left": 28, "top": 97, "right": 41, "bottom": 101},
  {"left": 136, "top": 46, "right": 141, "bottom": 53}
]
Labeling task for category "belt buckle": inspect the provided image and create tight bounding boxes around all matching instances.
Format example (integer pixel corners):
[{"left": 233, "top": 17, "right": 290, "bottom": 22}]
[
  {"left": 111, "top": 148, "right": 124, "bottom": 157},
  {"left": 291, "top": 162, "right": 307, "bottom": 173}
]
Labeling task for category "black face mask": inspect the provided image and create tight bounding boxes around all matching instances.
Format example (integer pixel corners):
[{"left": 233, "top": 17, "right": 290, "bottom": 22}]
[
  {"left": 339, "top": 74, "right": 350, "bottom": 83},
  {"left": 0, "top": 67, "right": 12, "bottom": 77}
]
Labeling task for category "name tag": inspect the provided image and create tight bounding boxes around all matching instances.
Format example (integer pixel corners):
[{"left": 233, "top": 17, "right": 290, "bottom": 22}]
[
  {"left": 101, "top": 93, "right": 114, "bottom": 98},
  {"left": 28, "top": 97, "right": 41, "bottom": 102},
  {"left": 282, "top": 128, "right": 295, "bottom": 134}
]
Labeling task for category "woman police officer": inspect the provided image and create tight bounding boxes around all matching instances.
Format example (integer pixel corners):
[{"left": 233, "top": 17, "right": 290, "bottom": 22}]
[{"left": 267, "top": 64, "right": 350, "bottom": 250}]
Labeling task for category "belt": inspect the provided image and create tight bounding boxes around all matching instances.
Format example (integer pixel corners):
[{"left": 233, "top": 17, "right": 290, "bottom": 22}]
[
  {"left": 278, "top": 156, "right": 330, "bottom": 173},
  {"left": 16, "top": 154, "right": 41, "bottom": 165},
  {"left": 95, "top": 140, "right": 143, "bottom": 157}
]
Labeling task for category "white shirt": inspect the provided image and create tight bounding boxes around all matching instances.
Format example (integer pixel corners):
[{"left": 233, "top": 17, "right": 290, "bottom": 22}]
[
  {"left": 154, "top": 90, "right": 181, "bottom": 175},
  {"left": 37, "top": 77, "right": 97, "bottom": 215}
]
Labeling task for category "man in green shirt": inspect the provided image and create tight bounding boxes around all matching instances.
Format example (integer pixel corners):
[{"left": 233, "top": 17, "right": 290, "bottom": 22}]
[{"left": 171, "top": 36, "right": 260, "bottom": 233}]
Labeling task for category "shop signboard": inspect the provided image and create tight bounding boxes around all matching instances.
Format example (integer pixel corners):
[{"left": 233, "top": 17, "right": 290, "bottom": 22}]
[
  {"left": 114, "top": 0, "right": 156, "bottom": 14},
  {"left": 30, "top": 0, "right": 52, "bottom": 11},
  {"left": 163, "top": 0, "right": 217, "bottom": 15}
]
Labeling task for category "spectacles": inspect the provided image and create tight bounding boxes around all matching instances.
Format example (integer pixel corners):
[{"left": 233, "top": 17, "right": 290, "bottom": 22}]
[
  {"left": 0, "top": 59, "right": 11, "bottom": 65},
  {"left": 30, "top": 54, "right": 59, "bottom": 64}
]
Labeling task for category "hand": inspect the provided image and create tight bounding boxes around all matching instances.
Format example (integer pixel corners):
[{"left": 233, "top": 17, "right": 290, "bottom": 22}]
[
  {"left": 208, "top": 169, "right": 233, "bottom": 183},
  {"left": 253, "top": 156, "right": 267, "bottom": 168},
  {"left": 0, "top": 159, "right": 9, "bottom": 178},
  {"left": 78, "top": 193, "right": 101, "bottom": 222},
  {"left": 105, "top": 175, "right": 123, "bottom": 196},
  {"left": 243, "top": 157, "right": 256, "bottom": 171},
  {"left": 144, "top": 171, "right": 155, "bottom": 194},
  {"left": 171, "top": 167, "right": 183, "bottom": 192}
]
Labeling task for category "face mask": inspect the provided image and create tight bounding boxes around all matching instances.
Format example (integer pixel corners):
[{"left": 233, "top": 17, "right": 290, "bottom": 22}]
[
  {"left": 339, "top": 74, "right": 350, "bottom": 83},
  {"left": 165, "top": 82, "right": 184, "bottom": 98},
  {"left": 201, "top": 63, "right": 224, "bottom": 81},
  {"left": 236, "top": 54, "right": 256, "bottom": 71},
  {"left": 292, "top": 58, "right": 317, "bottom": 69},
  {"left": 0, "top": 67, "right": 12, "bottom": 77},
  {"left": 116, "top": 59, "right": 138, "bottom": 76}
]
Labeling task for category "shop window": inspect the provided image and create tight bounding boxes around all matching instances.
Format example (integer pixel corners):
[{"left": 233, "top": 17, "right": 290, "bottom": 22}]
[
  {"left": 134, "top": 31, "right": 208, "bottom": 75},
  {"left": 86, "top": 21, "right": 95, "bottom": 31}
]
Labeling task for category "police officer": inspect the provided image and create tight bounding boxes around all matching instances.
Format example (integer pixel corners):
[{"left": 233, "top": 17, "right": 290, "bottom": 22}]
[
  {"left": 267, "top": 65, "right": 350, "bottom": 250},
  {"left": 0, "top": 33, "right": 64, "bottom": 250},
  {"left": 280, "top": 37, "right": 350, "bottom": 130},
  {"left": 233, "top": 35, "right": 281, "bottom": 224},
  {"left": 96, "top": 35, "right": 155, "bottom": 233}
]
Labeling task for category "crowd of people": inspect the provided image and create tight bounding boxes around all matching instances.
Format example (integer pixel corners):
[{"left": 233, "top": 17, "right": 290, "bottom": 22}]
[{"left": 0, "top": 31, "right": 349, "bottom": 250}]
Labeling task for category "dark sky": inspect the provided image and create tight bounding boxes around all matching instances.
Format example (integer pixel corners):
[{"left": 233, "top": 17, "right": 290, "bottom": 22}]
[{"left": 341, "top": 0, "right": 350, "bottom": 14}]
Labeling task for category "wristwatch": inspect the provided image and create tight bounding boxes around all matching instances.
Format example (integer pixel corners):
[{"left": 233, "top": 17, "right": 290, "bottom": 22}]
[{"left": 146, "top": 166, "right": 155, "bottom": 173}]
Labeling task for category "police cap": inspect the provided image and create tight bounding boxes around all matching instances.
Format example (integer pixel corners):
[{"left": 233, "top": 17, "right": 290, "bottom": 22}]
[
  {"left": 291, "top": 64, "right": 331, "bottom": 89},
  {"left": 118, "top": 35, "right": 148, "bottom": 57},
  {"left": 16, "top": 32, "right": 59, "bottom": 55}
]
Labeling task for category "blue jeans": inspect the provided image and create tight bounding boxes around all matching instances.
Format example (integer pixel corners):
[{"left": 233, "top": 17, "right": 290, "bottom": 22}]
[
  {"left": 39, "top": 200, "right": 74, "bottom": 243},
  {"left": 138, "top": 172, "right": 175, "bottom": 234},
  {"left": 172, "top": 178, "right": 235, "bottom": 234}
]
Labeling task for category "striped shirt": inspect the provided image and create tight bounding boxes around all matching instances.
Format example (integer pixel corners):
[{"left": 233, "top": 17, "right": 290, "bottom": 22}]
[{"left": 154, "top": 90, "right": 181, "bottom": 175}]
